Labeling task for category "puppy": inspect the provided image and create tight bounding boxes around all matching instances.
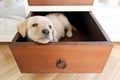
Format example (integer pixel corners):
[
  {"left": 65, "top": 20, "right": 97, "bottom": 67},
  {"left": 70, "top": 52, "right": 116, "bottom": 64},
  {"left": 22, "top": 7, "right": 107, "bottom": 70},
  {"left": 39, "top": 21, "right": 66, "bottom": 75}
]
[{"left": 17, "top": 13, "right": 74, "bottom": 43}]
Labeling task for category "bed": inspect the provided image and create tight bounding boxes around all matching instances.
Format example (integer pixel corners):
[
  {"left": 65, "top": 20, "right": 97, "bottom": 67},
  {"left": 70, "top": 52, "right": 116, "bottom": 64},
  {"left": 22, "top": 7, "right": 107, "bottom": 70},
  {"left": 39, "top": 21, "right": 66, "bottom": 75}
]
[{"left": 0, "top": 0, "right": 26, "bottom": 42}]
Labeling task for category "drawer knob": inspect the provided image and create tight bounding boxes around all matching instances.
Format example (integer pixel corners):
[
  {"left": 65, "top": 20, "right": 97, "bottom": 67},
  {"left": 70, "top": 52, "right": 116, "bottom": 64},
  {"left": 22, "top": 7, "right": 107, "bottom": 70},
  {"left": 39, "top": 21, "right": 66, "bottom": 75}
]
[{"left": 56, "top": 59, "right": 66, "bottom": 69}]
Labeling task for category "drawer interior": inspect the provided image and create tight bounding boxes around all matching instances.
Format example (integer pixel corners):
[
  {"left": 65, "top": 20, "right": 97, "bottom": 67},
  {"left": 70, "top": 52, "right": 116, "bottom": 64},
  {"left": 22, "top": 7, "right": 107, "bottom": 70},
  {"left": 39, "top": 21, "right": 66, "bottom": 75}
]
[{"left": 16, "top": 12, "right": 108, "bottom": 42}]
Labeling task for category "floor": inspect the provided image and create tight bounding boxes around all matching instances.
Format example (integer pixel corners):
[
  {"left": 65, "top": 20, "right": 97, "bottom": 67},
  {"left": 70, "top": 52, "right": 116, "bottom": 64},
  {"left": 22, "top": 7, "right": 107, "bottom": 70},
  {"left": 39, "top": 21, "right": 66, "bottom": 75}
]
[{"left": 0, "top": 43, "right": 120, "bottom": 80}]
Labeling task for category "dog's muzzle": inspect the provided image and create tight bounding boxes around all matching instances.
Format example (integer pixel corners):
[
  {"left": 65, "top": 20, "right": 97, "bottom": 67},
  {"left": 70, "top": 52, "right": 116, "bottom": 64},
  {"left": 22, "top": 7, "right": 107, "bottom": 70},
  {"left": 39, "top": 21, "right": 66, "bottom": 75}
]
[
  {"left": 42, "top": 29, "right": 49, "bottom": 35},
  {"left": 41, "top": 29, "right": 50, "bottom": 40}
]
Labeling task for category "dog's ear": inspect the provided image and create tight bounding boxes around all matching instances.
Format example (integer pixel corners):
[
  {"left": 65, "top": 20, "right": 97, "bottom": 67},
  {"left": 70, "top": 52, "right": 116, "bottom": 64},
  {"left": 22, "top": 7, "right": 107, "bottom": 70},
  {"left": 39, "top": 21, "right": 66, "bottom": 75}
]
[{"left": 17, "top": 20, "right": 28, "bottom": 38}]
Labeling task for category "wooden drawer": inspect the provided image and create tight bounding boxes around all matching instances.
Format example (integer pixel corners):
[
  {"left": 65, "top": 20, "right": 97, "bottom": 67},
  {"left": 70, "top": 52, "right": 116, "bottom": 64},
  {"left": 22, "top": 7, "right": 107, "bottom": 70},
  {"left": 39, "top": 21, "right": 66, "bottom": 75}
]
[
  {"left": 9, "top": 12, "right": 113, "bottom": 73},
  {"left": 28, "top": 0, "right": 93, "bottom": 6}
]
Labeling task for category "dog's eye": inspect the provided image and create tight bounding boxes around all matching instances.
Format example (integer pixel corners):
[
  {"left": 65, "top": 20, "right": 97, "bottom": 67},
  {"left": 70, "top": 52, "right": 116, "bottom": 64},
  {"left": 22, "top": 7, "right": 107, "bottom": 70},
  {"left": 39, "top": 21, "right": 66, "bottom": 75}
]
[
  {"left": 49, "top": 25, "right": 52, "bottom": 29},
  {"left": 32, "top": 23, "right": 38, "bottom": 27}
]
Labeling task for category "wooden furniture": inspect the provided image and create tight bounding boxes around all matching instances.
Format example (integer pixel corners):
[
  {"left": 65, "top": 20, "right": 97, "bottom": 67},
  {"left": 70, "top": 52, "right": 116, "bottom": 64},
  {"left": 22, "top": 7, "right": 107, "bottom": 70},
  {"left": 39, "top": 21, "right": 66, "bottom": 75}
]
[
  {"left": 28, "top": 0, "right": 94, "bottom": 5},
  {"left": 24, "top": 0, "right": 95, "bottom": 16},
  {"left": 9, "top": 11, "right": 113, "bottom": 73}
]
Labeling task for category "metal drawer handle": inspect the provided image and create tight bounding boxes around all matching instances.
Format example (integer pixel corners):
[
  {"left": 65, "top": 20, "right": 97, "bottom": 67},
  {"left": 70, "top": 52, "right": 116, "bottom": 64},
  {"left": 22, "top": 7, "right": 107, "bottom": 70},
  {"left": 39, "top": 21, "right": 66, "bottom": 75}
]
[{"left": 56, "top": 59, "right": 66, "bottom": 69}]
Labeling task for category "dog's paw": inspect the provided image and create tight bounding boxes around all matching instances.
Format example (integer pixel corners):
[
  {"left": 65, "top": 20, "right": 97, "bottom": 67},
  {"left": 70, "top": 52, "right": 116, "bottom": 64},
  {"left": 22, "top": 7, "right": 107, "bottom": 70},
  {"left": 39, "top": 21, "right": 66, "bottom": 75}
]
[
  {"left": 34, "top": 39, "right": 49, "bottom": 44},
  {"left": 53, "top": 38, "right": 59, "bottom": 42},
  {"left": 66, "top": 31, "right": 73, "bottom": 37},
  {"left": 62, "top": 34, "right": 65, "bottom": 38}
]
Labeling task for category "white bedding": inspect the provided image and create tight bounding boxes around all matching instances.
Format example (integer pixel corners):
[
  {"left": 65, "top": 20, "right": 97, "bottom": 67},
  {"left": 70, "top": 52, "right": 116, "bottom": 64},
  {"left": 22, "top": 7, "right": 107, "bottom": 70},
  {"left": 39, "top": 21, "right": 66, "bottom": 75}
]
[{"left": 0, "top": 0, "right": 26, "bottom": 42}]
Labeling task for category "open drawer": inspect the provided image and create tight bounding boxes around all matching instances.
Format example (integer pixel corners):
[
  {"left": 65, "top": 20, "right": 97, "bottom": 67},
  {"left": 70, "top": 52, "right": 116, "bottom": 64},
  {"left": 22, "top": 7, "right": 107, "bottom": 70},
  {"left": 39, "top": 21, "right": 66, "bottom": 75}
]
[{"left": 9, "top": 11, "right": 113, "bottom": 73}]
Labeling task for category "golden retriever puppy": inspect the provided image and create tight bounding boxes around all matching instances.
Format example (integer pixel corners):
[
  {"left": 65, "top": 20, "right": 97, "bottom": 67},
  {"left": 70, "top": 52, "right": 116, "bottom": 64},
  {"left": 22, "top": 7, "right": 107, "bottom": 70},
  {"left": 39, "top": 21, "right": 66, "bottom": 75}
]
[{"left": 17, "top": 13, "right": 74, "bottom": 43}]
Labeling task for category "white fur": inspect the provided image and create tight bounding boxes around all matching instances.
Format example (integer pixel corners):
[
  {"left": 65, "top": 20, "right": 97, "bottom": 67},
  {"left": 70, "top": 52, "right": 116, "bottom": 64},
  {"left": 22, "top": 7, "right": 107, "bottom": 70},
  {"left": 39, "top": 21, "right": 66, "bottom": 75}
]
[{"left": 17, "top": 13, "right": 74, "bottom": 43}]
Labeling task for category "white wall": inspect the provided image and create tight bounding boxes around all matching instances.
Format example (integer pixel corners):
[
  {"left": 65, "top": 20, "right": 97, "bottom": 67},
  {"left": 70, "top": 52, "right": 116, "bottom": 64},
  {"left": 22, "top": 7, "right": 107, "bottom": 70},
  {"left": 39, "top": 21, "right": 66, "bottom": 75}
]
[
  {"left": 93, "top": 0, "right": 120, "bottom": 42},
  {"left": 99, "top": 0, "right": 120, "bottom": 6}
]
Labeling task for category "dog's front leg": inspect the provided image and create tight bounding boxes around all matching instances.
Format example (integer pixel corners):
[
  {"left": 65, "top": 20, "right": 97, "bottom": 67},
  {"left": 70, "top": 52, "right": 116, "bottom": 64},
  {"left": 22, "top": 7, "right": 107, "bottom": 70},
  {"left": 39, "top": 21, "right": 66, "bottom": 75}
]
[
  {"left": 66, "top": 25, "right": 73, "bottom": 38},
  {"left": 51, "top": 37, "right": 58, "bottom": 42}
]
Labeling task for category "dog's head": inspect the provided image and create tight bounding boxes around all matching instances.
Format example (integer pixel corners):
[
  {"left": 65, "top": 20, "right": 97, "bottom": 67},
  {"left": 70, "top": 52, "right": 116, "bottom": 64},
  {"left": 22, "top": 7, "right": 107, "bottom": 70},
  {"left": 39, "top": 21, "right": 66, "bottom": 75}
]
[{"left": 17, "top": 16, "right": 55, "bottom": 43}]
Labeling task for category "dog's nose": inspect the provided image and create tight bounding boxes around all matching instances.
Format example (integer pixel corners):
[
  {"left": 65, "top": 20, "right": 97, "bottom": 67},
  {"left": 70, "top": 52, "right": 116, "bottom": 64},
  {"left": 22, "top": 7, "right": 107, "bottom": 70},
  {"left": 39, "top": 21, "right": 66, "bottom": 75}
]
[{"left": 42, "top": 29, "right": 49, "bottom": 35}]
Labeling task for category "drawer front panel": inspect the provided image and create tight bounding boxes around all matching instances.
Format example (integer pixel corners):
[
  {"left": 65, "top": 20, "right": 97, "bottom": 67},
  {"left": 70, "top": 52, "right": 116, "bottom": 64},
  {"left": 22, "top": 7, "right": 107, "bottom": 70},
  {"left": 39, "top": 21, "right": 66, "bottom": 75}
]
[
  {"left": 11, "top": 45, "right": 112, "bottom": 73},
  {"left": 28, "top": 0, "right": 93, "bottom": 6}
]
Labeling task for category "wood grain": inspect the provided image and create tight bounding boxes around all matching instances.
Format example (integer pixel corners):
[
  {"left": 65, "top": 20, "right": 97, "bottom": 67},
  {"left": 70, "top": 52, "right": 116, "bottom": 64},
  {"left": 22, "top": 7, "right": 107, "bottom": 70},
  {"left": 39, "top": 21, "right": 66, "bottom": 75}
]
[
  {"left": 28, "top": 0, "right": 93, "bottom": 6},
  {"left": 0, "top": 43, "right": 119, "bottom": 79},
  {"left": 10, "top": 44, "right": 112, "bottom": 73}
]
